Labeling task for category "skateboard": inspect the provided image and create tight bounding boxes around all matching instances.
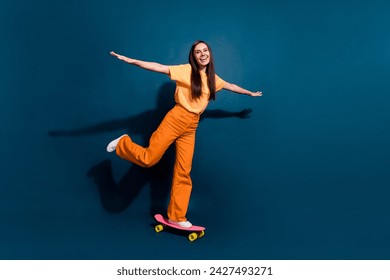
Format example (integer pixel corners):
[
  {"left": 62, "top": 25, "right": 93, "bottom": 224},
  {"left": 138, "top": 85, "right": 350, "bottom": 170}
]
[{"left": 154, "top": 214, "right": 205, "bottom": 242}]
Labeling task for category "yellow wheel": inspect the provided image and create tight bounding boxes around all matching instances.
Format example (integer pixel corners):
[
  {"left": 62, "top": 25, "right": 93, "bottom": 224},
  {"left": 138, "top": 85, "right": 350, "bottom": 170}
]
[
  {"left": 155, "top": 224, "right": 164, "bottom": 233},
  {"left": 188, "top": 233, "right": 198, "bottom": 242},
  {"left": 198, "top": 230, "right": 205, "bottom": 238}
]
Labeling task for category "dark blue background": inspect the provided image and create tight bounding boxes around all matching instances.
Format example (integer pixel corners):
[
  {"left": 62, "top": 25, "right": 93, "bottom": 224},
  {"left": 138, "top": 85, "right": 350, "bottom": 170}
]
[{"left": 1, "top": 0, "right": 389, "bottom": 259}]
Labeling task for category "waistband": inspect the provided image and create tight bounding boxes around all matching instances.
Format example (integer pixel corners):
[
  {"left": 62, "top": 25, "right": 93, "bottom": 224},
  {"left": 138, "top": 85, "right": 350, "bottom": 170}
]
[{"left": 174, "top": 104, "right": 201, "bottom": 117}]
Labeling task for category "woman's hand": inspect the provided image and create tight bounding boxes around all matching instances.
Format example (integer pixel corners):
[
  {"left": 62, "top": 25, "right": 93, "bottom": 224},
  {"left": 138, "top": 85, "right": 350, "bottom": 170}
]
[
  {"left": 110, "top": 51, "right": 132, "bottom": 63},
  {"left": 249, "top": 91, "right": 262, "bottom": 97}
]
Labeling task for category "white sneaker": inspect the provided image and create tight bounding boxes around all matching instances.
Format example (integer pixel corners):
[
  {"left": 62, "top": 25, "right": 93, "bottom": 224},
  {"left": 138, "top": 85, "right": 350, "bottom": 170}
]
[
  {"left": 106, "top": 134, "right": 128, "bottom": 152},
  {"left": 169, "top": 219, "right": 192, "bottom": 228}
]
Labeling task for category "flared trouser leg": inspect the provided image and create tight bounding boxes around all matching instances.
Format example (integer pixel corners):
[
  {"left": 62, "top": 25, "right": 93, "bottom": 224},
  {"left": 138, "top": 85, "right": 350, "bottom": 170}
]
[
  {"left": 115, "top": 105, "right": 199, "bottom": 222},
  {"left": 167, "top": 123, "right": 197, "bottom": 222}
]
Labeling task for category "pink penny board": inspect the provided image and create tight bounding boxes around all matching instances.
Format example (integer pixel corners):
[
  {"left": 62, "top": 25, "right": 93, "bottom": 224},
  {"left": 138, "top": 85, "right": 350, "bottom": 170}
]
[{"left": 154, "top": 214, "right": 205, "bottom": 231}]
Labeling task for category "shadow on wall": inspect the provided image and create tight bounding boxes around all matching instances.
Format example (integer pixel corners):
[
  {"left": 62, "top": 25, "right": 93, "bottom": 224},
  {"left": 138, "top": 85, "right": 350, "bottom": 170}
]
[{"left": 48, "top": 82, "right": 253, "bottom": 216}]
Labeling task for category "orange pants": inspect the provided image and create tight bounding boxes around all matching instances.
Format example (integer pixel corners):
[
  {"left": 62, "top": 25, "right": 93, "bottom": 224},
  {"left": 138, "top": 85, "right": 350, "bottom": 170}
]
[{"left": 116, "top": 105, "right": 200, "bottom": 222}]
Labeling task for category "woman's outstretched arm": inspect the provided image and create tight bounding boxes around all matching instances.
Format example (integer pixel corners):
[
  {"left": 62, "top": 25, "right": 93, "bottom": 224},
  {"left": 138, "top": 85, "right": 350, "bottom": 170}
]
[
  {"left": 223, "top": 82, "right": 262, "bottom": 97},
  {"left": 110, "top": 51, "right": 170, "bottom": 75}
]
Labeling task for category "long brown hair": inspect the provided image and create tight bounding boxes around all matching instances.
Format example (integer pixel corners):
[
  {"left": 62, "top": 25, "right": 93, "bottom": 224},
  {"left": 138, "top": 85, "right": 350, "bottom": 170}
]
[{"left": 188, "top": 40, "right": 216, "bottom": 101}]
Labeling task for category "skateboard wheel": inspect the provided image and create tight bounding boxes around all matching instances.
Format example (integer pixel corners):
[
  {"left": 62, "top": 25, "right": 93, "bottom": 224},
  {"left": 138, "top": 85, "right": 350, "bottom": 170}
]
[
  {"left": 188, "top": 233, "right": 198, "bottom": 242},
  {"left": 155, "top": 224, "right": 164, "bottom": 233},
  {"left": 198, "top": 230, "right": 205, "bottom": 238}
]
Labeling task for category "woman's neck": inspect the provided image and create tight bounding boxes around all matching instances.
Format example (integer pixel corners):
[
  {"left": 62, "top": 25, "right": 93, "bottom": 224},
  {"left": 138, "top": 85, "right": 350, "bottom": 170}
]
[{"left": 199, "top": 65, "right": 207, "bottom": 73}]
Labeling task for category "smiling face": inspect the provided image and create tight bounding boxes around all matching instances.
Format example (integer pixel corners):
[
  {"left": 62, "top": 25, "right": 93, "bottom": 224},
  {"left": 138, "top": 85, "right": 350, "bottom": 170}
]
[{"left": 193, "top": 42, "right": 210, "bottom": 71}]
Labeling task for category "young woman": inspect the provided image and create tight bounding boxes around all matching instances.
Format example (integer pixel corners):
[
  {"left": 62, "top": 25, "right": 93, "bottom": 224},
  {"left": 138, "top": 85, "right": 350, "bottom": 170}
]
[{"left": 107, "top": 40, "right": 262, "bottom": 228}]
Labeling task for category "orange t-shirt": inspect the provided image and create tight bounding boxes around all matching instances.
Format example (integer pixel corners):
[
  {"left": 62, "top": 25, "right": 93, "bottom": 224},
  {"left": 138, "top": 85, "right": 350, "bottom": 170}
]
[{"left": 168, "top": 64, "right": 226, "bottom": 114}]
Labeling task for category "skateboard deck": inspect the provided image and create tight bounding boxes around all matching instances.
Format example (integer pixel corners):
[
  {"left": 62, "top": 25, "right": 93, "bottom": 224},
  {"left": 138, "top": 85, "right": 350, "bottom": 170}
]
[{"left": 154, "top": 214, "right": 205, "bottom": 242}]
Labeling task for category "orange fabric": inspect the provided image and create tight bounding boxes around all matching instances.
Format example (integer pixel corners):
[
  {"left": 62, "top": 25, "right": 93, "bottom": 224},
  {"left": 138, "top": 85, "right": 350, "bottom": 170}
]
[
  {"left": 169, "top": 64, "right": 226, "bottom": 114},
  {"left": 115, "top": 105, "right": 200, "bottom": 222}
]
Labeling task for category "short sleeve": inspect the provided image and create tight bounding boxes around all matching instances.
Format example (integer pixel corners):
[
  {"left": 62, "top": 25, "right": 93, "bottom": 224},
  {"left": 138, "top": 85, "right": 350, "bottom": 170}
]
[
  {"left": 168, "top": 64, "right": 191, "bottom": 84},
  {"left": 215, "top": 74, "right": 226, "bottom": 92}
]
